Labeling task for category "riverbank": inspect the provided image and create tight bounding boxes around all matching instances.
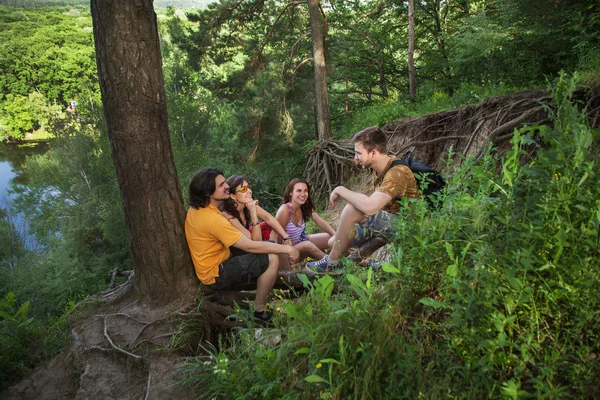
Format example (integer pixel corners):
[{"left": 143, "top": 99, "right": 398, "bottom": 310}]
[{"left": 1, "top": 129, "right": 53, "bottom": 144}]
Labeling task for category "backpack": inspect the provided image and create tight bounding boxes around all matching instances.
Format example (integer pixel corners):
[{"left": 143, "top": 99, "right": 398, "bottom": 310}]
[{"left": 390, "top": 152, "right": 446, "bottom": 208}]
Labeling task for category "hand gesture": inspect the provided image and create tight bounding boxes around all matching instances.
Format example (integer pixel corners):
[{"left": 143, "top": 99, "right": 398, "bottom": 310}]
[
  {"left": 246, "top": 200, "right": 259, "bottom": 218},
  {"left": 288, "top": 247, "right": 300, "bottom": 264},
  {"left": 329, "top": 187, "right": 341, "bottom": 208}
]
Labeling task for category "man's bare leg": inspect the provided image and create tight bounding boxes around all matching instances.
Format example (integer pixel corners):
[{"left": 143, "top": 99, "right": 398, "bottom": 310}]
[
  {"left": 328, "top": 203, "right": 366, "bottom": 262},
  {"left": 277, "top": 253, "right": 292, "bottom": 271},
  {"left": 255, "top": 253, "right": 279, "bottom": 312}
]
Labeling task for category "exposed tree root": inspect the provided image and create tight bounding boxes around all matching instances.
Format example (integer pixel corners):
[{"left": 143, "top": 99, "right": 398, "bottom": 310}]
[
  {"left": 305, "top": 139, "right": 357, "bottom": 201},
  {"left": 131, "top": 317, "right": 170, "bottom": 347},
  {"left": 306, "top": 88, "right": 599, "bottom": 196},
  {"left": 95, "top": 269, "right": 135, "bottom": 303},
  {"left": 144, "top": 371, "right": 152, "bottom": 400},
  {"left": 85, "top": 315, "right": 144, "bottom": 360}
]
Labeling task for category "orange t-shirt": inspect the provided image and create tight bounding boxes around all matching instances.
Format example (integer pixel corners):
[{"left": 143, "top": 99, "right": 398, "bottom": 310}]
[{"left": 185, "top": 203, "right": 243, "bottom": 285}]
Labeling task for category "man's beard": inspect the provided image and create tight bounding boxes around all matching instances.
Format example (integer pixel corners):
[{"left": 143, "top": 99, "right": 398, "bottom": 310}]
[
  {"left": 360, "top": 159, "right": 373, "bottom": 169},
  {"left": 213, "top": 193, "right": 229, "bottom": 202}
]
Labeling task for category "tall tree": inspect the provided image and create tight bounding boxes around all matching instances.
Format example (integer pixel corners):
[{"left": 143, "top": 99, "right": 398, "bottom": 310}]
[
  {"left": 408, "top": 0, "right": 416, "bottom": 98},
  {"left": 416, "top": 0, "right": 452, "bottom": 83},
  {"left": 307, "top": 0, "right": 331, "bottom": 140},
  {"left": 91, "top": 0, "right": 196, "bottom": 304}
]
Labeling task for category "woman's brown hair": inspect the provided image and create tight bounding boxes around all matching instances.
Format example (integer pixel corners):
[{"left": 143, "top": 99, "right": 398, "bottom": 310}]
[
  {"left": 219, "top": 175, "right": 251, "bottom": 227},
  {"left": 282, "top": 178, "right": 314, "bottom": 222}
]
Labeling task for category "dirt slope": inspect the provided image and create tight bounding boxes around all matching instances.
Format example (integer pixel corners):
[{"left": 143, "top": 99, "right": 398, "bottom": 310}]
[{"left": 1, "top": 297, "right": 193, "bottom": 400}]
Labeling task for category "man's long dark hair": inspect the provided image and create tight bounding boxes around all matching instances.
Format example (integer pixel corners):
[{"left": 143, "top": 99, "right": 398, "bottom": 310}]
[
  {"left": 282, "top": 178, "right": 314, "bottom": 222},
  {"left": 188, "top": 168, "right": 224, "bottom": 209},
  {"left": 219, "top": 175, "right": 251, "bottom": 227}
]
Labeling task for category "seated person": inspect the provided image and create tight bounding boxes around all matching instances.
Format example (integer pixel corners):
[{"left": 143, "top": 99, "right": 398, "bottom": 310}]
[
  {"left": 306, "top": 126, "right": 419, "bottom": 272},
  {"left": 185, "top": 168, "right": 299, "bottom": 322},
  {"left": 220, "top": 176, "right": 292, "bottom": 248},
  {"left": 275, "top": 178, "right": 335, "bottom": 266}
]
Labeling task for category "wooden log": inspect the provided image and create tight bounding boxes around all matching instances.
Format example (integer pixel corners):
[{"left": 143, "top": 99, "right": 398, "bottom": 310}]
[{"left": 348, "top": 235, "right": 389, "bottom": 263}]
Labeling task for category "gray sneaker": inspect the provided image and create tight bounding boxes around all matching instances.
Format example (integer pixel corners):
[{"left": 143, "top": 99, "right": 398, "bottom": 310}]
[{"left": 306, "top": 255, "right": 342, "bottom": 273}]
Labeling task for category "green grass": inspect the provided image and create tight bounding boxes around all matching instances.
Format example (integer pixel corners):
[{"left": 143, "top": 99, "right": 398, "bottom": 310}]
[{"left": 23, "top": 128, "right": 54, "bottom": 141}]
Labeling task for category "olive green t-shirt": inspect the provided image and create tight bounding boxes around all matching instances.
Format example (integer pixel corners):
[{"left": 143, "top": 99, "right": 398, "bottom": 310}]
[{"left": 374, "top": 158, "right": 419, "bottom": 214}]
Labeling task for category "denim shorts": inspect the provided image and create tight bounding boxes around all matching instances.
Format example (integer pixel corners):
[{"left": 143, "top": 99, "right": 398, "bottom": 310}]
[
  {"left": 351, "top": 210, "right": 400, "bottom": 248},
  {"left": 208, "top": 247, "right": 269, "bottom": 290}
]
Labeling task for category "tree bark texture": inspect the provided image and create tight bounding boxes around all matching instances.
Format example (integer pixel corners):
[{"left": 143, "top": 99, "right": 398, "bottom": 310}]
[
  {"left": 307, "top": 0, "right": 332, "bottom": 141},
  {"left": 91, "top": 0, "right": 196, "bottom": 304},
  {"left": 408, "top": 0, "right": 416, "bottom": 98}
]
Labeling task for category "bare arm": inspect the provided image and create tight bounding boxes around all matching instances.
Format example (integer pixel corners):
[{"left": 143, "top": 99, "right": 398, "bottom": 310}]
[
  {"left": 245, "top": 201, "right": 263, "bottom": 241},
  {"left": 311, "top": 211, "right": 335, "bottom": 236},
  {"left": 329, "top": 186, "right": 392, "bottom": 216},
  {"left": 274, "top": 204, "right": 290, "bottom": 243},
  {"left": 233, "top": 235, "right": 299, "bottom": 262},
  {"left": 257, "top": 205, "right": 291, "bottom": 244},
  {"left": 222, "top": 211, "right": 252, "bottom": 239}
]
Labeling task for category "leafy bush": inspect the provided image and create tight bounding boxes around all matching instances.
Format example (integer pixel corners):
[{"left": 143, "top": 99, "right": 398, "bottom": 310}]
[
  {"left": 0, "top": 292, "right": 38, "bottom": 390},
  {"left": 182, "top": 73, "right": 600, "bottom": 399}
]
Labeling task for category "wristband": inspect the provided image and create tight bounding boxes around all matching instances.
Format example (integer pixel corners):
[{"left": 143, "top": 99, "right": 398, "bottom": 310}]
[
  {"left": 250, "top": 221, "right": 259, "bottom": 227},
  {"left": 283, "top": 237, "right": 290, "bottom": 242}
]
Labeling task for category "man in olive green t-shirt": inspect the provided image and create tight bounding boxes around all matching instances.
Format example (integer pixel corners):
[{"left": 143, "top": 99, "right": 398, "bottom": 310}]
[{"left": 307, "top": 126, "right": 419, "bottom": 272}]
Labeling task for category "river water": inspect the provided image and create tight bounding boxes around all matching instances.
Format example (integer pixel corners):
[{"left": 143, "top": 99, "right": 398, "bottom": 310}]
[{"left": 0, "top": 141, "right": 49, "bottom": 249}]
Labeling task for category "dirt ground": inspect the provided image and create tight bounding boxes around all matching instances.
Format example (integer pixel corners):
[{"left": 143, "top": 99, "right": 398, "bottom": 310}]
[{"left": 1, "top": 296, "right": 194, "bottom": 400}]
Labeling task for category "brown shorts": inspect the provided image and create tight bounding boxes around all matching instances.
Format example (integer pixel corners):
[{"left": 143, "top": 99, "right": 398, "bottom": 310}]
[{"left": 208, "top": 247, "right": 269, "bottom": 290}]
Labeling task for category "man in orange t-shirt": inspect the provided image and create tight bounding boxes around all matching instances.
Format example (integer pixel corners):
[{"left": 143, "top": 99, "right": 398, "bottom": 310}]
[
  {"left": 185, "top": 168, "right": 299, "bottom": 322},
  {"left": 307, "top": 126, "right": 419, "bottom": 272}
]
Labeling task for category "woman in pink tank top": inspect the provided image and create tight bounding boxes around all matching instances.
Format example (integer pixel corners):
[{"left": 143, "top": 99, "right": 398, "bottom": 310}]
[{"left": 275, "top": 179, "right": 335, "bottom": 267}]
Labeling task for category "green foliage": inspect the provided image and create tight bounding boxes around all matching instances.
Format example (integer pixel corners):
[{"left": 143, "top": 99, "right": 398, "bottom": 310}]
[
  {"left": 0, "top": 6, "right": 98, "bottom": 137},
  {"left": 182, "top": 74, "right": 600, "bottom": 399},
  {"left": 0, "top": 92, "right": 61, "bottom": 140},
  {"left": 5, "top": 106, "right": 130, "bottom": 318},
  {"left": 0, "top": 289, "right": 72, "bottom": 391},
  {"left": 0, "top": 292, "right": 37, "bottom": 390},
  {"left": 333, "top": 80, "right": 525, "bottom": 139},
  {"left": 448, "top": 0, "right": 600, "bottom": 89},
  {"left": 0, "top": 1, "right": 598, "bottom": 392},
  {"left": 0, "top": 206, "right": 29, "bottom": 274}
]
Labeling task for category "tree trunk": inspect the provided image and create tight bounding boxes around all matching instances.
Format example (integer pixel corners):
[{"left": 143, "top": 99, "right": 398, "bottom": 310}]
[
  {"left": 378, "top": 59, "right": 388, "bottom": 98},
  {"left": 91, "top": 0, "right": 197, "bottom": 305},
  {"left": 408, "top": 0, "right": 416, "bottom": 99},
  {"left": 307, "top": 0, "right": 332, "bottom": 141}
]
